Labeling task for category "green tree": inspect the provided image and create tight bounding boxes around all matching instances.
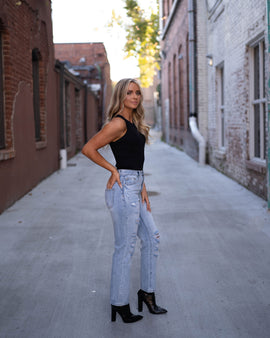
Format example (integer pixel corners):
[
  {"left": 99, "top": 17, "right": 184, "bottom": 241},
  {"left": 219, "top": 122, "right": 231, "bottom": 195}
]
[{"left": 110, "top": 0, "right": 160, "bottom": 87}]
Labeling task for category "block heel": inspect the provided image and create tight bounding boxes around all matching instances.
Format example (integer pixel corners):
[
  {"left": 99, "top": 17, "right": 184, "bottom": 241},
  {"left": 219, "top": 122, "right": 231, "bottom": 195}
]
[
  {"left": 111, "top": 304, "right": 143, "bottom": 323},
  {"left": 137, "top": 289, "right": 167, "bottom": 315}
]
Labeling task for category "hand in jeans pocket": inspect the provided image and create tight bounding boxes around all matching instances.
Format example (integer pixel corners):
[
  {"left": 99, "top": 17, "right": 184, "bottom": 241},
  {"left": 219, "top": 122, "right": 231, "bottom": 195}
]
[{"left": 105, "top": 188, "right": 114, "bottom": 209}]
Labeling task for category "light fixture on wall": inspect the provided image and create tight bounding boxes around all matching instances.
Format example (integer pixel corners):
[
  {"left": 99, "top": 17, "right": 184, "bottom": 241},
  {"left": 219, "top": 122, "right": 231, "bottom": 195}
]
[{"left": 206, "top": 54, "right": 213, "bottom": 66}]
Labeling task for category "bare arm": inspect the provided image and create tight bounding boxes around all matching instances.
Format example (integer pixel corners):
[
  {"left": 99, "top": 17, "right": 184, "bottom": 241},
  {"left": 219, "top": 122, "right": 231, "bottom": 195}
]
[{"left": 81, "top": 118, "right": 126, "bottom": 188}]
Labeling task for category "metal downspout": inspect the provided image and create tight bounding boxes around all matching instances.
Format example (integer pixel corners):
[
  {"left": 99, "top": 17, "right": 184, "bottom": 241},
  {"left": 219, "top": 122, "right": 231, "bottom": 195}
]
[
  {"left": 188, "top": 0, "right": 206, "bottom": 165},
  {"left": 267, "top": 0, "right": 270, "bottom": 210}
]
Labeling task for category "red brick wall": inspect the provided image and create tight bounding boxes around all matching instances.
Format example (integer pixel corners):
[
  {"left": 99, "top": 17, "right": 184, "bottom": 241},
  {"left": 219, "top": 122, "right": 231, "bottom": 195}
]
[
  {"left": 55, "top": 43, "right": 112, "bottom": 126},
  {"left": 55, "top": 43, "right": 108, "bottom": 69},
  {"left": 65, "top": 81, "right": 98, "bottom": 159},
  {"left": 160, "top": 0, "right": 198, "bottom": 160},
  {"left": 86, "top": 91, "right": 98, "bottom": 140},
  {"left": 54, "top": 64, "right": 99, "bottom": 160},
  {"left": 206, "top": 0, "right": 267, "bottom": 200},
  {"left": 0, "top": 0, "right": 59, "bottom": 213}
]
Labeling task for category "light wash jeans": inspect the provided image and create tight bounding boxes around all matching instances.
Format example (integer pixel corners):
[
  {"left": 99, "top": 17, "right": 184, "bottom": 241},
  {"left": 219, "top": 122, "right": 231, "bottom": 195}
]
[{"left": 105, "top": 169, "right": 160, "bottom": 306}]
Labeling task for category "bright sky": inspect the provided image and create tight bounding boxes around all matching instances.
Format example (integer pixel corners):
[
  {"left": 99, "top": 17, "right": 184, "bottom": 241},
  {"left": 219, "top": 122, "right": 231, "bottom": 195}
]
[{"left": 51, "top": 0, "right": 141, "bottom": 82}]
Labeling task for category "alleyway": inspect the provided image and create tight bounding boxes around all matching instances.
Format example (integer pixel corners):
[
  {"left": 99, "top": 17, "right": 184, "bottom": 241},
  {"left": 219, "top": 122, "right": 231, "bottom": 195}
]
[{"left": 0, "top": 132, "right": 270, "bottom": 338}]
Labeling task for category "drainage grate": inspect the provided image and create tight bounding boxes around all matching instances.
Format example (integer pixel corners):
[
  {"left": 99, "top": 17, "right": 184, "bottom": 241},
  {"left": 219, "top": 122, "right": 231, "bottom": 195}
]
[{"left": 67, "top": 163, "right": 77, "bottom": 167}]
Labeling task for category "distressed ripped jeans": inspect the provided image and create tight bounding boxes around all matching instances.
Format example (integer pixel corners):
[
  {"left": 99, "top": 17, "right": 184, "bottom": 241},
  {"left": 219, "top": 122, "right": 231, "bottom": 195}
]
[{"left": 105, "top": 169, "right": 160, "bottom": 306}]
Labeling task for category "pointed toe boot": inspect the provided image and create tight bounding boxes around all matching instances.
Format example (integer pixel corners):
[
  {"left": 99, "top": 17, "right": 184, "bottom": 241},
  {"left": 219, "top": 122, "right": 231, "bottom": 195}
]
[
  {"left": 111, "top": 304, "right": 143, "bottom": 323},
  {"left": 137, "top": 289, "right": 167, "bottom": 315}
]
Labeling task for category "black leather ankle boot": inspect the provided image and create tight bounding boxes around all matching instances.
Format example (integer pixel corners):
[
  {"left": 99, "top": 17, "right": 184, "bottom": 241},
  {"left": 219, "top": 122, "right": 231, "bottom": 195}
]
[
  {"left": 137, "top": 289, "right": 167, "bottom": 314},
  {"left": 111, "top": 304, "right": 143, "bottom": 323}
]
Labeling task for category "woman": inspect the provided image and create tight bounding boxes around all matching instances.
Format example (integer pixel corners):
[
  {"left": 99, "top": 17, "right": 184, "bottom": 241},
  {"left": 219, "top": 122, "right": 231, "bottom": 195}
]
[{"left": 82, "top": 78, "right": 167, "bottom": 323}]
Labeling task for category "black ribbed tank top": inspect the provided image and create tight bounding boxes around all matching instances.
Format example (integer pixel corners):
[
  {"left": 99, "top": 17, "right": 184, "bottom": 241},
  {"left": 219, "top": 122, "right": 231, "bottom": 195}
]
[{"left": 110, "top": 115, "right": 145, "bottom": 170}]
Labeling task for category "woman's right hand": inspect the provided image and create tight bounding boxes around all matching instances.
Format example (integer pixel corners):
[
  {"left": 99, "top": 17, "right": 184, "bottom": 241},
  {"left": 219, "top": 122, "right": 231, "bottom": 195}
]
[{"left": 106, "top": 169, "right": 122, "bottom": 190}]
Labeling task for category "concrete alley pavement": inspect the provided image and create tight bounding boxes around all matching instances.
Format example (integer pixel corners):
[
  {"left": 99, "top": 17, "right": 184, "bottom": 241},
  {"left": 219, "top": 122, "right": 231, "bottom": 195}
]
[{"left": 1, "top": 132, "right": 270, "bottom": 338}]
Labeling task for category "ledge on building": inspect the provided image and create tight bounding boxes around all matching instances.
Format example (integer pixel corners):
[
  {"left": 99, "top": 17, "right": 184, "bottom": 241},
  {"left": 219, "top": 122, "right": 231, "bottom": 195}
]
[
  {"left": 207, "top": 0, "right": 224, "bottom": 21},
  {"left": 245, "top": 158, "right": 266, "bottom": 174},
  {"left": 36, "top": 141, "right": 47, "bottom": 150},
  {"left": 0, "top": 149, "right": 16, "bottom": 161},
  {"left": 214, "top": 148, "right": 226, "bottom": 160}
]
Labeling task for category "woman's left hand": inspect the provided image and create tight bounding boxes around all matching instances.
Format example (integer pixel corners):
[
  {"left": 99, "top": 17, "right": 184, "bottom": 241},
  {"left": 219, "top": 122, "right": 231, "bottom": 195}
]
[{"left": 141, "top": 183, "right": 151, "bottom": 212}]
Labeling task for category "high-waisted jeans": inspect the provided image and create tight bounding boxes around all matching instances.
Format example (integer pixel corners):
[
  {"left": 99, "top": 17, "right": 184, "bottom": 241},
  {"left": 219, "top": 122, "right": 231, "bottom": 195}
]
[{"left": 105, "top": 169, "right": 160, "bottom": 306}]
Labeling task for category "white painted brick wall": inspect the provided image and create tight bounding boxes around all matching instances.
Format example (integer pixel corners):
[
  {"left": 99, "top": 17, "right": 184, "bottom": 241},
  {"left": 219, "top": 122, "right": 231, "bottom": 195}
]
[
  {"left": 196, "top": 0, "right": 208, "bottom": 139},
  {"left": 161, "top": 0, "right": 267, "bottom": 199},
  {"left": 205, "top": 0, "right": 267, "bottom": 199}
]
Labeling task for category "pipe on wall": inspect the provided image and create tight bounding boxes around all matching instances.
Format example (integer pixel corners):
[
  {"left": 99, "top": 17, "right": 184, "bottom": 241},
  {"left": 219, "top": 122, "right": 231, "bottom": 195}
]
[
  {"left": 189, "top": 116, "right": 206, "bottom": 165},
  {"left": 188, "top": 0, "right": 206, "bottom": 165}
]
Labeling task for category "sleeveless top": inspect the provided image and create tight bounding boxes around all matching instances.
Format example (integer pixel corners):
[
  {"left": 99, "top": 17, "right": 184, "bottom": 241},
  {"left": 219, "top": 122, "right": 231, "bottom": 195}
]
[{"left": 110, "top": 115, "right": 146, "bottom": 170}]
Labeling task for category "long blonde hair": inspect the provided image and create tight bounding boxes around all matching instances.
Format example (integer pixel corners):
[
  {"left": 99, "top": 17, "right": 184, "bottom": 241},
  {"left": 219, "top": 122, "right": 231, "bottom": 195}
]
[{"left": 106, "top": 78, "right": 150, "bottom": 143}]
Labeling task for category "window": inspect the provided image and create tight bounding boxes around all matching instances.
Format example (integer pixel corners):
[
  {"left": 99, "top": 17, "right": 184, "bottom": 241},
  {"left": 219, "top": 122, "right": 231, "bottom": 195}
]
[
  {"left": 0, "top": 33, "right": 4, "bottom": 149},
  {"left": 32, "top": 48, "right": 41, "bottom": 141},
  {"left": 217, "top": 64, "right": 225, "bottom": 148},
  {"left": 185, "top": 34, "right": 190, "bottom": 127},
  {"left": 75, "top": 88, "right": 82, "bottom": 150},
  {"left": 178, "top": 45, "right": 184, "bottom": 127},
  {"left": 168, "top": 62, "right": 172, "bottom": 128},
  {"left": 65, "top": 81, "right": 71, "bottom": 147},
  {"left": 173, "top": 54, "right": 177, "bottom": 126},
  {"left": 250, "top": 39, "right": 266, "bottom": 160}
]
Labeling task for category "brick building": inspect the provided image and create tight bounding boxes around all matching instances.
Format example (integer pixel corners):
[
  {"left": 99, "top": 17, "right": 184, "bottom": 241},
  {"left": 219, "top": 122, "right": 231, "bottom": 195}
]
[
  {"left": 54, "top": 43, "right": 112, "bottom": 129},
  {"left": 55, "top": 60, "right": 98, "bottom": 162},
  {"left": 160, "top": 0, "right": 269, "bottom": 201},
  {"left": 205, "top": 0, "right": 268, "bottom": 200},
  {"left": 160, "top": 0, "right": 199, "bottom": 160},
  {"left": 142, "top": 73, "right": 161, "bottom": 128},
  {"left": 0, "top": 0, "right": 99, "bottom": 213},
  {"left": 0, "top": 0, "right": 59, "bottom": 213}
]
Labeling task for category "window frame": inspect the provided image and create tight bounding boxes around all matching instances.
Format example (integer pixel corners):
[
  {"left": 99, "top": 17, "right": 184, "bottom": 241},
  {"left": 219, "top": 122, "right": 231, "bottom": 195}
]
[
  {"left": 173, "top": 53, "right": 177, "bottom": 126},
  {"left": 216, "top": 62, "right": 225, "bottom": 149},
  {"left": 168, "top": 61, "right": 172, "bottom": 128},
  {"left": 249, "top": 38, "right": 266, "bottom": 162}
]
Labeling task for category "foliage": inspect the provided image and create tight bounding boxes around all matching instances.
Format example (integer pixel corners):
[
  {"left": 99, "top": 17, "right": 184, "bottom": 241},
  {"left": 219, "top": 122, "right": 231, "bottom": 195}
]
[{"left": 110, "top": 0, "right": 160, "bottom": 87}]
